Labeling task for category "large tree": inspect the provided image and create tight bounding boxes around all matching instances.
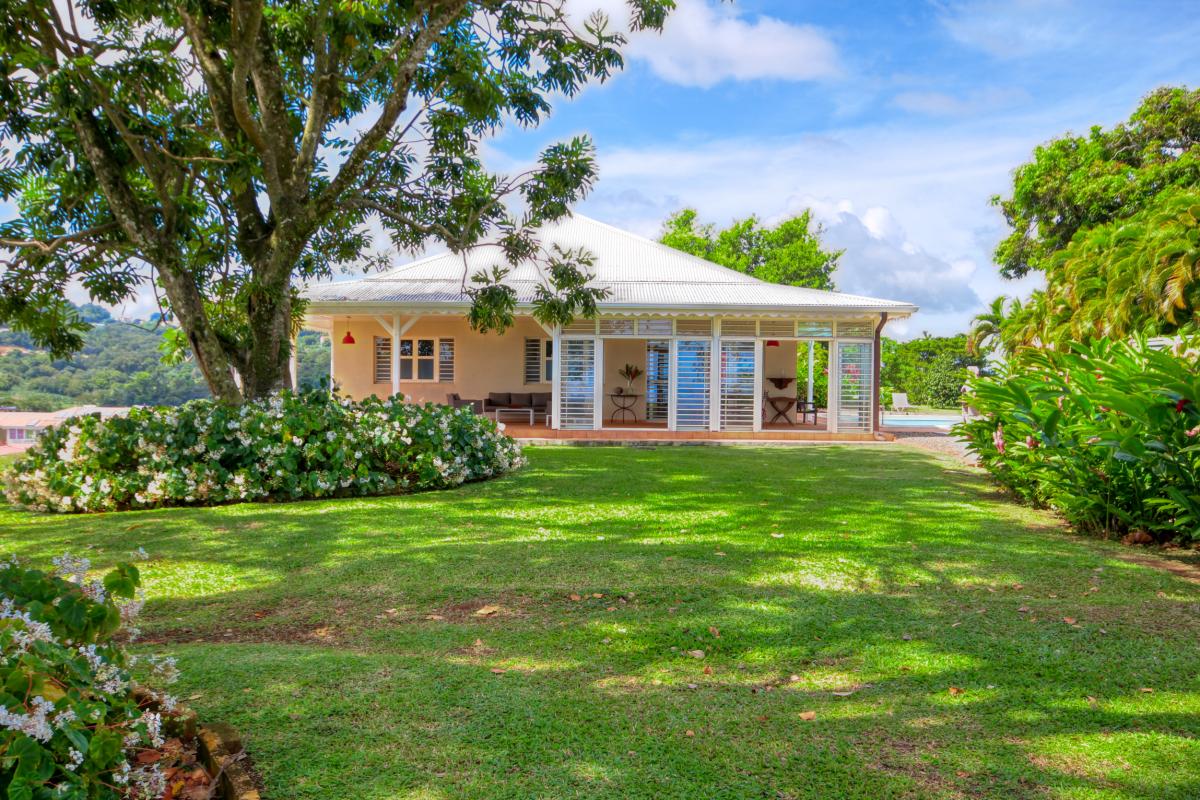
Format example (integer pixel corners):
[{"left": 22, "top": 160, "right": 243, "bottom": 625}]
[
  {"left": 993, "top": 86, "right": 1200, "bottom": 280},
  {"left": 0, "top": 0, "right": 672, "bottom": 402},
  {"left": 985, "top": 86, "right": 1200, "bottom": 352},
  {"left": 658, "top": 208, "right": 841, "bottom": 289}
]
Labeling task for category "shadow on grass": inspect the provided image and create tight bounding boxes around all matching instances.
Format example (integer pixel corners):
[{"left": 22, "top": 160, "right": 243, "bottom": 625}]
[{"left": 3, "top": 446, "right": 1199, "bottom": 798}]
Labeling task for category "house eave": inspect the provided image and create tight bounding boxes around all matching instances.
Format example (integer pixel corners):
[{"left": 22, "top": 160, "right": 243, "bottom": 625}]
[{"left": 302, "top": 299, "right": 918, "bottom": 321}]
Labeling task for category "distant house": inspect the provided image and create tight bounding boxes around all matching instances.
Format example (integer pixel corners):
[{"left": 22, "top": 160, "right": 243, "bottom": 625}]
[
  {"left": 301, "top": 215, "right": 916, "bottom": 439},
  {"left": 0, "top": 406, "right": 130, "bottom": 451}
]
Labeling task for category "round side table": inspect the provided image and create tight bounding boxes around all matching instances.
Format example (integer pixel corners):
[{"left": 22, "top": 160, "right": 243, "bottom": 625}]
[{"left": 608, "top": 393, "right": 640, "bottom": 423}]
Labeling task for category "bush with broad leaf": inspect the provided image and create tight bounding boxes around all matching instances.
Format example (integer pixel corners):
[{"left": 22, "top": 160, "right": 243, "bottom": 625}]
[
  {"left": 5, "top": 389, "right": 525, "bottom": 513},
  {"left": 0, "top": 552, "right": 183, "bottom": 799},
  {"left": 956, "top": 335, "right": 1200, "bottom": 541}
]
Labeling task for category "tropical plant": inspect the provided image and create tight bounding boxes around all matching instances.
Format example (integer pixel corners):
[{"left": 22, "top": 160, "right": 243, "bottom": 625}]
[
  {"left": 957, "top": 336, "right": 1200, "bottom": 541},
  {"left": 967, "top": 295, "right": 1011, "bottom": 357},
  {"left": 658, "top": 208, "right": 842, "bottom": 289},
  {"left": 617, "top": 363, "right": 643, "bottom": 389},
  {"left": 0, "top": 551, "right": 186, "bottom": 799},
  {"left": 0, "top": 0, "right": 673, "bottom": 402},
  {"left": 5, "top": 388, "right": 524, "bottom": 513}
]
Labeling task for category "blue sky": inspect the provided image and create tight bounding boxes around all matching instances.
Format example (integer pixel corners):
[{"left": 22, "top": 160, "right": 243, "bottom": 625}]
[{"left": 483, "top": 0, "right": 1200, "bottom": 338}]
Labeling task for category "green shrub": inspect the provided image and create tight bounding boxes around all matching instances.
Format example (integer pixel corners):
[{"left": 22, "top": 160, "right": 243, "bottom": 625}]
[
  {"left": 879, "top": 385, "right": 894, "bottom": 410},
  {"left": 0, "top": 552, "right": 182, "bottom": 798},
  {"left": 5, "top": 389, "right": 525, "bottom": 513},
  {"left": 914, "top": 352, "right": 969, "bottom": 408},
  {"left": 957, "top": 336, "right": 1200, "bottom": 541}
]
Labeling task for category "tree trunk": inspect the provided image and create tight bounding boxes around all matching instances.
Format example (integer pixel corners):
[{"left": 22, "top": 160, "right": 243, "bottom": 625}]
[{"left": 239, "top": 283, "right": 293, "bottom": 400}]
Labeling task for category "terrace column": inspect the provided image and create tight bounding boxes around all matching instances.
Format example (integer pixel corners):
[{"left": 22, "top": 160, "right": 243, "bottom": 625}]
[
  {"left": 391, "top": 314, "right": 401, "bottom": 397},
  {"left": 827, "top": 339, "right": 839, "bottom": 434},
  {"left": 551, "top": 327, "right": 562, "bottom": 430},
  {"left": 592, "top": 336, "right": 604, "bottom": 430},
  {"left": 806, "top": 340, "right": 815, "bottom": 405},
  {"left": 752, "top": 339, "right": 763, "bottom": 433},
  {"left": 708, "top": 323, "right": 721, "bottom": 432}
]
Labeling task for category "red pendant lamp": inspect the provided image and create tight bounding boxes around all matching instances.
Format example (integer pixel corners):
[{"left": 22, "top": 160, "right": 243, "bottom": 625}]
[{"left": 341, "top": 318, "right": 356, "bottom": 345}]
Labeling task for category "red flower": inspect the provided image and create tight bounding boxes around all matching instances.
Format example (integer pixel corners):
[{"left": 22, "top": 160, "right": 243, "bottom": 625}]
[{"left": 1176, "top": 398, "right": 1192, "bottom": 413}]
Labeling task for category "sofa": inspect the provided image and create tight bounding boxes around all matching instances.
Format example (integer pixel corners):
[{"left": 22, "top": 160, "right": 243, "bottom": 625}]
[{"left": 482, "top": 391, "right": 551, "bottom": 423}]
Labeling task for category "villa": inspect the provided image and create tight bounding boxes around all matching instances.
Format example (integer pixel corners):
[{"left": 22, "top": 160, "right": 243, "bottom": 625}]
[{"left": 301, "top": 215, "right": 916, "bottom": 440}]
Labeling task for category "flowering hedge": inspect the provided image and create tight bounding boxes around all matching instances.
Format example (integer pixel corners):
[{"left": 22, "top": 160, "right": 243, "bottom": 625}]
[
  {"left": 5, "top": 389, "right": 525, "bottom": 513},
  {"left": 1, "top": 552, "right": 183, "bottom": 799},
  {"left": 957, "top": 336, "right": 1200, "bottom": 542}
]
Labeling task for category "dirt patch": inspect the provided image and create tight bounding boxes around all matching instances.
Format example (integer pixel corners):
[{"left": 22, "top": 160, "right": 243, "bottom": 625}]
[
  {"left": 861, "top": 733, "right": 964, "bottom": 799},
  {"left": 428, "top": 595, "right": 532, "bottom": 623},
  {"left": 1113, "top": 550, "right": 1200, "bottom": 585}
]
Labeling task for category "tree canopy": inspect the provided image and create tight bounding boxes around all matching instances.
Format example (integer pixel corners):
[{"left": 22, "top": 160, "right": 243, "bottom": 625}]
[
  {"left": 658, "top": 208, "right": 841, "bottom": 289},
  {"left": 993, "top": 86, "right": 1200, "bottom": 281},
  {"left": 0, "top": 0, "right": 673, "bottom": 402},
  {"left": 981, "top": 86, "right": 1200, "bottom": 353}
]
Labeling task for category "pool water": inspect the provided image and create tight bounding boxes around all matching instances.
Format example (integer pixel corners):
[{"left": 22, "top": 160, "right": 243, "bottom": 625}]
[{"left": 881, "top": 415, "right": 958, "bottom": 430}]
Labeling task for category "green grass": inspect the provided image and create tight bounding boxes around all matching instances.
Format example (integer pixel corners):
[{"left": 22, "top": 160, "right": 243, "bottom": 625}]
[{"left": 3, "top": 446, "right": 1199, "bottom": 799}]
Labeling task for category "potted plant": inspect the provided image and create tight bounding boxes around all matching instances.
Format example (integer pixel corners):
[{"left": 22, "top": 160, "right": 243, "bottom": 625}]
[{"left": 617, "top": 363, "right": 643, "bottom": 392}]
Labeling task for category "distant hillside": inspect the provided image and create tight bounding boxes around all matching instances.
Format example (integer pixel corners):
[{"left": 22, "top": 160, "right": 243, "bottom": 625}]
[{"left": 0, "top": 307, "right": 330, "bottom": 411}]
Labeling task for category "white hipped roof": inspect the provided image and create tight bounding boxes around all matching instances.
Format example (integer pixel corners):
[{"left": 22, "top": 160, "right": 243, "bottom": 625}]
[{"left": 303, "top": 214, "right": 917, "bottom": 318}]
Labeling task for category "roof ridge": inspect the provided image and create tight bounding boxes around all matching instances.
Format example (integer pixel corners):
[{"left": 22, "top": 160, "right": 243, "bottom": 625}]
[{"left": 568, "top": 213, "right": 765, "bottom": 285}]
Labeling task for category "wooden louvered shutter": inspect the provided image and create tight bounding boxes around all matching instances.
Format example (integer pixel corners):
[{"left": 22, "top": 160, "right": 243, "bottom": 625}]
[{"left": 524, "top": 338, "right": 542, "bottom": 384}]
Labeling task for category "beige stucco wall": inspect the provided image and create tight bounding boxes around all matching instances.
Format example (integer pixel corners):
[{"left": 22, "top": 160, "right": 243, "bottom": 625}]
[
  {"left": 601, "top": 339, "right": 650, "bottom": 421},
  {"left": 762, "top": 340, "right": 799, "bottom": 423},
  {"left": 330, "top": 315, "right": 551, "bottom": 404}
]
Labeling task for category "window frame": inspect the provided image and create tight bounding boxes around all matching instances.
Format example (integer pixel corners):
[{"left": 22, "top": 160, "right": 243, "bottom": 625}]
[{"left": 391, "top": 337, "right": 452, "bottom": 383}]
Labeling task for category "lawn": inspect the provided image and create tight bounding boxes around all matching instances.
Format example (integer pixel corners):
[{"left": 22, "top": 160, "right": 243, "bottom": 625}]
[{"left": 2, "top": 445, "right": 1199, "bottom": 799}]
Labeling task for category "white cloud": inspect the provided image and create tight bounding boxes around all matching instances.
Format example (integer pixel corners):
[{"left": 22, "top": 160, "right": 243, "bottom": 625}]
[
  {"left": 567, "top": 117, "right": 1066, "bottom": 337},
  {"left": 568, "top": 0, "right": 839, "bottom": 87},
  {"left": 797, "top": 200, "right": 981, "bottom": 321}
]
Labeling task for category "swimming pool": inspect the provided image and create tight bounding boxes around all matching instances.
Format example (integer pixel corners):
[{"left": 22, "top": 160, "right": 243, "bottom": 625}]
[{"left": 881, "top": 415, "right": 958, "bottom": 430}]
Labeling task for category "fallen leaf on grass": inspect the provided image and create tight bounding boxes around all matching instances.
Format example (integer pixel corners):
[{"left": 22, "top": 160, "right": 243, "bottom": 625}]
[
  {"left": 1140, "top": 687, "right": 1154, "bottom": 693},
  {"left": 474, "top": 605, "right": 501, "bottom": 617},
  {"left": 684, "top": 729, "right": 695, "bottom": 737},
  {"left": 490, "top": 668, "right": 506, "bottom": 674},
  {"left": 593, "top": 593, "right": 604, "bottom": 599},
  {"left": 1017, "top": 606, "right": 1030, "bottom": 613},
  {"left": 948, "top": 686, "right": 965, "bottom": 696},
  {"left": 703, "top": 666, "right": 713, "bottom": 675},
  {"left": 687, "top": 650, "right": 706, "bottom": 659},
  {"left": 708, "top": 626, "right": 720, "bottom": 638},
  {"left": 1063, "top": 617, "right": 1077, "bottom": 625},
  {"left": 569, "top": 594, "right": 582, "bottom": 602},
  {"left": 799, "top": 711, "right": 816, "bottom": 721},
  {"left": 1086, "top": 696, "right": 1099, "bottom": 707},
  {"left": 831, "top": 690, "right": 855, "bottom": 697},
  {"left": 770, "top": 533, "right": 784, "bottom": 538}
]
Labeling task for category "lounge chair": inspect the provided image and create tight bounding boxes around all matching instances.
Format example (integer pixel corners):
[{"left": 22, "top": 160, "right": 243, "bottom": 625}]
[{"left": 891, "top": 392, "right": 912, "bottom": 413}]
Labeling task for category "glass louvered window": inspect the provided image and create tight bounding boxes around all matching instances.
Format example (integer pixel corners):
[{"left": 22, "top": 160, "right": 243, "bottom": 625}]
[
  {"left": 524, "top": 339, "right": 552, "bottom": 384},
  {"left": 645, "top": 340, "right": 670, "bottom": 422},
  {"left": 837, "top": 321, "right": 875, "bottom": 339},
  {"left": 438, "top": 339, "right": 455, "bottom": 383},
  {"left": 558, "top": 339, "right": 596, "bottom": 429},
  {"left": 837, "top": 341, "right": 874, "bottom": 432},
  {"left": 719, "top": 340, "right": 756, "bottom": 431},
  {"left": 796, "top": 321, "right": 834, "bottom": 338},
  {"left": 373, "top": 337, "right": 391, "bottom": 384},
  {"left": 674, "top": 340, "right": 711, "bottom": 430}
]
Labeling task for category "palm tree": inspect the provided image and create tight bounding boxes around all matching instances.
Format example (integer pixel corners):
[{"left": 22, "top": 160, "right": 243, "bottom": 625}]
[{"left": 968, "top": 295, "right": 1010, "bottom": 357}]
